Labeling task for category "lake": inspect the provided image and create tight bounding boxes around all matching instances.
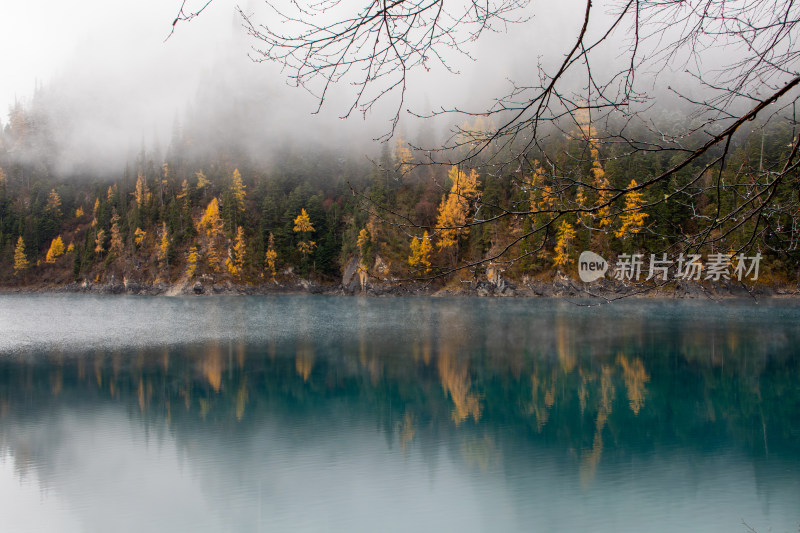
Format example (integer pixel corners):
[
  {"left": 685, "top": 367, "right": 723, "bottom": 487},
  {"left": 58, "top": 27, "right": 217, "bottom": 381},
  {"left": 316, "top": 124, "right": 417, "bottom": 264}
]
[{"left": 0, "top": 295, "right": 798, "bottom": 532}]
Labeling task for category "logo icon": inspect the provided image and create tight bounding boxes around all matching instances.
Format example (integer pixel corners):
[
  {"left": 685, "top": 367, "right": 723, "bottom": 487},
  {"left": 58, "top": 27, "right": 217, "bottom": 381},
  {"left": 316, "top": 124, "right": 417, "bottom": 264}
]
[{"left": 579, "top": 251, "right": 608, "bottom": 283}]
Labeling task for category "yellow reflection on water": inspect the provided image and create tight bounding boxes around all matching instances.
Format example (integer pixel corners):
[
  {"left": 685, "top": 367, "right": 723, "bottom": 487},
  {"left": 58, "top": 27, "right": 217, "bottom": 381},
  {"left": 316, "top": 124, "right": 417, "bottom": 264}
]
[{"left": 617, "top": 354, "right": 649, "bottom": 416}]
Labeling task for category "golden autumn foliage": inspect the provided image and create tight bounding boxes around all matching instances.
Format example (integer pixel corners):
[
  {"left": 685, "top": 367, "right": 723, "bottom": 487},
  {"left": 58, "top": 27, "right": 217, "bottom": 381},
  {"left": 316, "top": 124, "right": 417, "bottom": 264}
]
[
  {"left": 293, "top": 208, "right": 314, "bottom": 233},
  {"left": 230, "top": 169, "right": 246, "bottom": 214},
  {"left": 615, "top": 179, "right": 649, "bottom": 239},
  {"left": 134, "top": 227, "right": 146, "bottom": 246},
  {"left": 157, "top": 222, "right": 170, "bottom": 267},
  {"left": 109, "top": 210, "right": 124, "bottom": 257},
  {"left": 294, "top": 208, "right": 316, "bottom": 257},
  {"left": 75, "top": 206, "right": 85, "bottom": 218},
  {"left": 265, "top": 233, "right": 277, "bottom": 279},
  {"left": 198, "top": 198, "right": 224, "bottom": 271},
  {"left": 178, "top": 179, "right": 190, "bottom": 201},
  {"left": 195, "top": 170, "right": 210, "bottom": 190},
  {"left": 395, "top": 135, "right": 413, "bottom": 174},
  {"left": 408, "top": 231, "right": 432, "bottom": 272},
  {"left": 14, "top": 236, "right": 29, "bottom": 275},
  {"left": 576, "top": 111, "right": 613, "bottom": 230},
  {"left": 553, "top": 220, "right": 576, "bottom": 269},
  {"left": 226, "top": 226, "right": 247, "bottom": 278},
  {"left": 186, "top": 247, "right": 200, "bottom": 278},
  {"left": 435, "top": 166, "right": 480, "bottom": 251},
  {"left": 356, "top": 228, "right": 370, "bottom": 250},
  {"left": 526, "top": 162, "right": 546, "bottom": 214},
  {"left": 91, "top": 198, "right": 100, "bottom": 227},
  {"left": 94, "top": 229, "right": 106, "bottom": 255},
  {"left": 46, "top": 189, "right": 62, "bottom": 217},
  {"left": 45, "top": 236, "right": 66, "bottom": 263},
  {"left": 297, "top": 240, "right": 316, "bottom": 255},
  {"left": 591, "top": 148, "right": 613, "bottom": 229},
  {"left": 575, "top": 187, "right": 589, "bottom": 226},
  {"left": 199, "top": 198, "right": 224, "bottom": 237},
  {"left": 134, "top": 172, "right": 149, "bottom": 208}
]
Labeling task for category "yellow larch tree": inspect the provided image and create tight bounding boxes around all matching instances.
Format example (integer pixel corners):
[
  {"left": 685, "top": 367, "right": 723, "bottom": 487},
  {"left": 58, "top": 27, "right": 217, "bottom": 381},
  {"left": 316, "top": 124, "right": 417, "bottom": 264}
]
[
  {"left": 186, "top": 247, "right": 200, "bottom": 278},
  {"left": 395, "top": 134, "right": 413, "bottom": 174},
  {"left": 178, "top": 179, "right": 190, "bottom": 203},
  {"left": 574, "top": 107, "right": 596, "bottom": 141},
  {"left": 265, "top": 233, "right": 278, "bottom": 279},
  {"left": 408, "top": 232, "right": 432, "bottom": 273},
  {"left": 575, "top": 111, "right": 613, "bottom": 230},
  {"left": 109, "top": 210, "right": 124, "bottom": 257},
  {"left": 45, "top": 236, "right": 66, "bottom": 263},
  {"left": 226, "top": 226, "right": 247, "bottom": 279},
  {"left": 158, "top": 163, "right": 169, "bottom": 205},
  {"left": 75, "top": 206, "right": 85, "bottom": 218},
  {"left": 134, "top": 171, "right": 149, "bottom": 208},
  {"left": 157, "top": 221, "right": 170, "bottom": 268},
  {"left": 196, "top": 170, "right": 209, "bottom": 188},
  {"left": 527, "top": 163, "right": 546, "bottom": 213},
  {"left": 134, "top": 227, "right": 146, "bottom": 247},
  {"left": 230, "top": 169, "right": 246, "bottom": 217},
  {"left": 356, "top": 227, "right": 370, "bottom": 271},
  {"left": 435, "top": 166, "right": 480, "bottom": 252},
  {"left": 293, "top": 208, "right": 314, "bottom": 233},
  {"left": 591, "top": 147, "right": 613, "bottom": 229},
  {"left": 46, "top": 189, "right": 62, "bottom": 218},
  {"left": 575, "top": 187, "right": 589, "bottom": 226},
  {"left": 615, "top": 179, "right": 649, "bottom": 239},
  {"left": 14, "top": 236, "right": 29, "bottom": 275},
  {"left": 297, "top": 240, "right": 316, "bottom": 256},
  {"left": 198, "top": 198, "right": 224, "bottom": 271},
  {"left": 553, "top": 220, "right": 576, "bottom": 270},
  {"left": 94, "top": 229, "right": 106, "bottom": 256},
  {"left": 356, "top": 228, "right": 370, "bottom": 250},
  {"left": 293, "top": 208, "right": 316, "bottom": 257},
  {"left": 91, "top": 198, "right": 100, "bottom": 227},
  {"left": 199, "top": 198, "right": 224, "bottom": 236}
]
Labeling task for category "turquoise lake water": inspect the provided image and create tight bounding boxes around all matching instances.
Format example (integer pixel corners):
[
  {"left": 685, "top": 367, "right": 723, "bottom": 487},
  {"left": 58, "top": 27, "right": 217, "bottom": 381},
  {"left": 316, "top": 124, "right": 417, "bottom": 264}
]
[{"left": 0, "top": 295, "right": 798, "bottom": 532}]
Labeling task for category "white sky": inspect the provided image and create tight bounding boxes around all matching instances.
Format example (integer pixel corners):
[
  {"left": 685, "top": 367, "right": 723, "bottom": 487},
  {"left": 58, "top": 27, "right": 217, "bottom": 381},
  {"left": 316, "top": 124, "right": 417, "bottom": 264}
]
[{"left": 0, "top": 0, "right": 240, "bottom": 124}]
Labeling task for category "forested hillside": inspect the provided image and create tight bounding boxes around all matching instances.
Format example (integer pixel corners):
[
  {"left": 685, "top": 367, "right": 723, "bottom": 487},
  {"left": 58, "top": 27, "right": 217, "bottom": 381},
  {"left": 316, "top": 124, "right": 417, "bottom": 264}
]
[{"left": 0, "top": 97, "right": 798, "bottom": 291}]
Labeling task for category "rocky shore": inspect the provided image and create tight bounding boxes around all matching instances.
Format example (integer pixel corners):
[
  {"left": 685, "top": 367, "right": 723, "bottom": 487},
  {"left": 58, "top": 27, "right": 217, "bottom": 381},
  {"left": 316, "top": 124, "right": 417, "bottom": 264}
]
[{"left": 1, "top": 273, "right": 796, "bottom": 300}]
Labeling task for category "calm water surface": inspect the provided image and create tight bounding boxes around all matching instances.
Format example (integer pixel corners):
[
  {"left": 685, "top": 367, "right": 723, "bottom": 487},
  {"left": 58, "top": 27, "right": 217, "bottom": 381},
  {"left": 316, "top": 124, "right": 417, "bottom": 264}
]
[{"left": 0, "top": 295, "right": 798, "bottom": 532}]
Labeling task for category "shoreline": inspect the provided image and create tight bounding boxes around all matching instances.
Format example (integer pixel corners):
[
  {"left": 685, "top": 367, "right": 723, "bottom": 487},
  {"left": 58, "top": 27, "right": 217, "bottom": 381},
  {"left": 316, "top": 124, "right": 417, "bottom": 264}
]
[{"left": 1, "top": 277, "right": 797, "bottom": 300}]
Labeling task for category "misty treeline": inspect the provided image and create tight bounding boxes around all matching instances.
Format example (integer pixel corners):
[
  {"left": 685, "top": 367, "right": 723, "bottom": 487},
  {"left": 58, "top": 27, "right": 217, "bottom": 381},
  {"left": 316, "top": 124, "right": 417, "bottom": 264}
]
[{"left": 0, "top": 90, "right": 798, "bottom": 287}]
